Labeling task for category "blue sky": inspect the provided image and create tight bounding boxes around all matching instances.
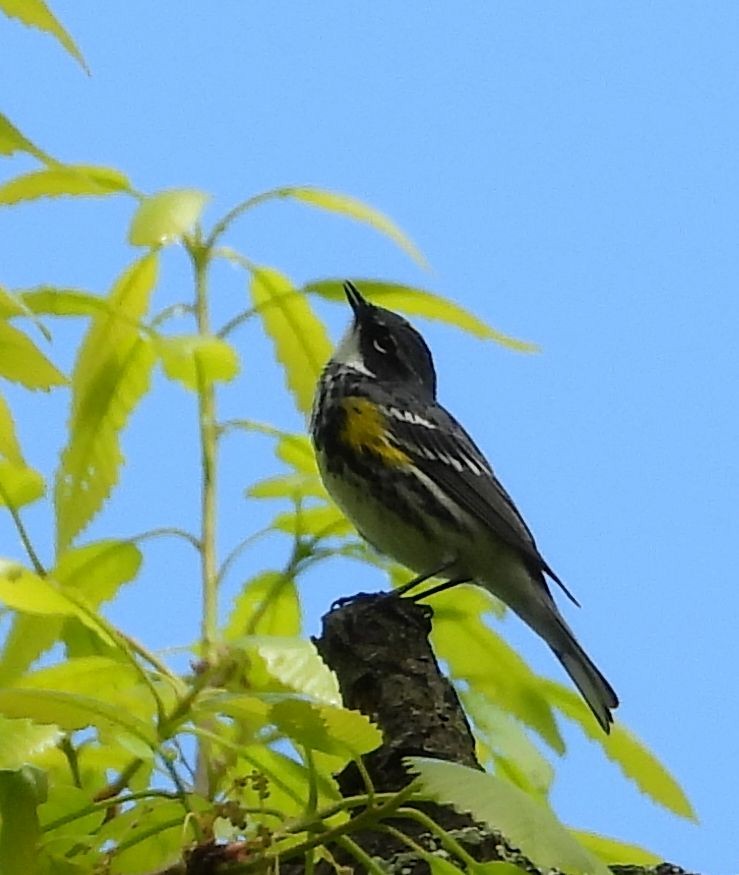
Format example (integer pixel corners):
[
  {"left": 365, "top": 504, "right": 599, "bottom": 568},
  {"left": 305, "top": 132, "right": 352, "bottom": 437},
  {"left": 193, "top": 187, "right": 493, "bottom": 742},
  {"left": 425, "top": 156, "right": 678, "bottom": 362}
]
[{"left": 2, "top": 3, "right": 737, "bottom": 872}]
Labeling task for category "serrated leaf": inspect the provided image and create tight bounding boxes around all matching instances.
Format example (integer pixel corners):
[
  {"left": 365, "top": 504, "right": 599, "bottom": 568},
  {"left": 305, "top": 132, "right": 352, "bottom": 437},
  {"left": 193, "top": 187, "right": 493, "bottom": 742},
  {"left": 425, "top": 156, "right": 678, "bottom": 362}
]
[
  {"left": 432, "top": 603, "right": 564, "bottom": 754},
  {"left": 0, "top": 765, "right": 46, "bottom": 875},
  {"left": 0, "top": 717, "right": 61, "bottom": 769},
  {"left": 224, "top": 571, "right": 301, "bottom": 639},
  {"left": 0, "top": 112, "right": 53, "bottom": 163},
  {"left": 306, "top": 279, "right": 538, "bottom": 352},
  {"left": 0, "top": 688, "right": 155, "bottom": 743},
  {"left": 54, "top": 255, "right": 158, "bottom": 551},
  {"left": 242, "top": 637, "right": 341, "bottom": 703},
  {"left": 250, "top": 266, "right": 331, "bottom": 414},
  {"left": 0, "top": 541, "right": 141, "bottom": 685},
  {"left": 542, "top": 681, "right": 697, "bottom": 821},
  {"left": 569, "top": 831, "right": 661, "bottom": 866},
  {"left": 255, "top": 186, "right": 427, "bottom": 268},
  {"left": 128, "top": 188, "right": 209, "bottom": 246},
  {"left": 0, "top": 165, "right": 130, "bottom": 205},
  {"left": 157, "top": 334, "right": 239, "bottom": 390},
  {"left": 0, "top": 320, "right": 66, "bottom": 389},
  {"left": 0, "top": 562, "right": 112, "bottom": 646},
  {"left": 272, "top": 503, "right": 352, "bottom": 538},
  {"left": 270, "top": 698, "right": 381, "bottom": 757},
  {"left": 407, "top": 757, "right": 610, "bottom": 875},
  {"left": 0, "top": 0, "right": 87, "bottom": 72}
]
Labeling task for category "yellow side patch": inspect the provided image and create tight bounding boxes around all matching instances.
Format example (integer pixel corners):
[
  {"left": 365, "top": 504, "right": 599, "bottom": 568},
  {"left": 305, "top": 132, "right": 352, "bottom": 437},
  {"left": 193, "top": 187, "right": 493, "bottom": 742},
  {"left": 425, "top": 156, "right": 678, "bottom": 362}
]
[{"left": 340, "top": 397, "right": 409, "bottom": 466}]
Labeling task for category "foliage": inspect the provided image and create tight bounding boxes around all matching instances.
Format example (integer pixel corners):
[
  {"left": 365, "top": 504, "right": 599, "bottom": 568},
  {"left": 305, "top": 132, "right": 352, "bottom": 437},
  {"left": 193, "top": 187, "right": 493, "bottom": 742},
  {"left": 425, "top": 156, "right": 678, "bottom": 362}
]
[{"left": 0, "top": 10, "right": 694, "bottom": 874}]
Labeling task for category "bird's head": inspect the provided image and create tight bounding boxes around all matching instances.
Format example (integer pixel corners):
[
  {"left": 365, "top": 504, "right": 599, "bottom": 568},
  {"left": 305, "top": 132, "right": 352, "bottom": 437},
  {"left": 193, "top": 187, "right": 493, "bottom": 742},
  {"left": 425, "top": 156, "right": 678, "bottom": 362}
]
[{"left": 331, "top": 281, "right": 437, "bottom": 398}]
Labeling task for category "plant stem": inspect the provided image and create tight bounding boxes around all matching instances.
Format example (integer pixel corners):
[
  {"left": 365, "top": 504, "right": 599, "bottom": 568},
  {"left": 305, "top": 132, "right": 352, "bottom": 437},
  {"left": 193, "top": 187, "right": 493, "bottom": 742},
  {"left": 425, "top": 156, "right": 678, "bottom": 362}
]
[
  {"left": 396, "top": 806, "right": 480, "bottom": 869},
  {"left": 0, "top": 484, "right": 46, "bottom": 575},
  {"left": 188, "top": 233, "right": 220, "bottom": 798},
  {"left": 190, "top": 237, "right": 219, "bottom": 662}
]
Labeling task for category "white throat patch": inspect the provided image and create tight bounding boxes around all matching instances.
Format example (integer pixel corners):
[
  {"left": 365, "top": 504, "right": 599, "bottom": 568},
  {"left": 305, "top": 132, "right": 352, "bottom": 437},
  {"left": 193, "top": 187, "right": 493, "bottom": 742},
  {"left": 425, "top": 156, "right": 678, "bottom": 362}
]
[{"left": 332, "top": 324, "right": 375, "bottom": 376}]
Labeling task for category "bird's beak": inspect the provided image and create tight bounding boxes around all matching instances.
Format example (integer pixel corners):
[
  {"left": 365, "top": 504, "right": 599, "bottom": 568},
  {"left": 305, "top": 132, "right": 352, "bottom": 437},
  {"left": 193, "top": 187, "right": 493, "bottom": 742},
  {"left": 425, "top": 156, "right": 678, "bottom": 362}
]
[{"left": 344, "top": 281, "right": 370, "bottom": 318}]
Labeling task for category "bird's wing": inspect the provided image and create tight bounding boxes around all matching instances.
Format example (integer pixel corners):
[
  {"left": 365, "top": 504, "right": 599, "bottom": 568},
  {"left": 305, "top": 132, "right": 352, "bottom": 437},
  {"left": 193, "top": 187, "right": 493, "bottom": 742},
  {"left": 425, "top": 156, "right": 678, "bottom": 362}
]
[{"left": 381, "top": 396, "right": 580, "bottom": 606}]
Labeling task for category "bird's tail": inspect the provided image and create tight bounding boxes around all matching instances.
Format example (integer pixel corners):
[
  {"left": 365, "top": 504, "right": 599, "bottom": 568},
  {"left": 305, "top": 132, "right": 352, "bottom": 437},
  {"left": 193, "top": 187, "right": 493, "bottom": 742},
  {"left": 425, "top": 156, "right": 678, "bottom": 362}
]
[{"left": 551, "top": 624, "right": 619, "bottom": 733}]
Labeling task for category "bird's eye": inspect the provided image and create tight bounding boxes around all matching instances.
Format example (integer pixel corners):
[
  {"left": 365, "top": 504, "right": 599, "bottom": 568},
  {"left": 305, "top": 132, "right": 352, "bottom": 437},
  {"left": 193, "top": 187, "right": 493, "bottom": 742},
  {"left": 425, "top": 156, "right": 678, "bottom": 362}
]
[{"left": 371, "top": 329, "right": 395, "bottom": 355}]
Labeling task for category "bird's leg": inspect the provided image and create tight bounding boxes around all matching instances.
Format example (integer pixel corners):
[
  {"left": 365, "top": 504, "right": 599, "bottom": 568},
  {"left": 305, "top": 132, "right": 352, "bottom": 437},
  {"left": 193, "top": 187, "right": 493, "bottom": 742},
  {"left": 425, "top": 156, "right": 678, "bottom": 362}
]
[
  {"left": 391, "top": 558, "right": 459, "bottom": 598},
  {"left": 407, "top": 576, "right": 473, "bottom": 602}
]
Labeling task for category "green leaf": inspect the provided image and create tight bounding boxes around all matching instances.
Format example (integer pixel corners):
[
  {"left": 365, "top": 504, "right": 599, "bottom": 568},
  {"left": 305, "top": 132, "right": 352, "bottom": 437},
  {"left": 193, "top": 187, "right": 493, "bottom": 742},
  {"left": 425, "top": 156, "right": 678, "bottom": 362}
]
[
  {"left": 18, "top": 657, "right": 139, "bottom": 697},
  {"left": 276, "top": 433, "right": 318, "bottom": 474},
  {"left": 254, "top": 186, "right": 427, "bottom": 268},
  {"left": 407, "top": 757, "right": 610, "bottom": 875},
  {"left": 272, "top": 503, "right": 352, "bottom": 538},
  {"left": 247, "top": 471, "right": 327, "bottom": 501},
  {"left": 156, "top": 334, "right": 239, "bottom": 390},
  {"left": 54, "top": 255, "right": 158, "bottom": 551},
  {"left": 0, "top": 688, "right": 156, "bottom": 744},
  {"left": 0, "top": 394, "right": 24, "bottom": 464},
  {"left": 0, "top": 765, "right": 46, "bottom": 875},
  {"left": 54, "top": 539, "right": 142, "bottom": 595},
  {"left": 224, "top": 571, "right": 301, "bottom": 639},
  {"left": 306, "top": 279, "right": 539, "bottom": 352},
  {"left": 0, "top": 165, "right": 131, "bottom": 205},
  {"left": 0, "top": 541, "right": 141, "bottom": 685},
  {"left": 270, "top": 698, "right": 381, "bottom": 757},
  {"left": 242, "top": 637, "right": 341, "bottom": 703},
  {"left": 249, "top": 266, "right": 332, "bottom": 414},
  {"left": 0, "top": 112, "right": 53, "bottom": 163},
  {"left": 0, "top": 321, "right": 66, "bottom": 389},
  {"left": 464, "top": 692, "right": 554, "bottom": 798},
  {"left": 542, "top": 681, "right": 697, "bottom": 821},
  {"left": 0, "top": 459, "right": 45, "bottom": 508},
  {"left": 0, "top": 563, "right": 113, "bottom": 646},
  {"left": 424, "top": 858, "right": 466, "bottom": 875},
  {"left": 0, "top": 288, "right": 52, "bottom": 341},
  {"left": 569, "top": 831, "right": 662, "bottom": 866},
  {"left": 91, "top": 798, "right": 186, "bottom": 874},
  {"left": 431, "top": 599, "right": 564, "bottom": 754},
  {"left": 18, "top": 287, "right": 110, "bottom": 318},
  {"left": 0, "top": 717, "right": 61, "bottom": 769},
  {"left": 39, "top": 783, "right": 106, "bottom": 849},
  {"left": 0, "top": 0, "right": 87, "bottom": 72},
  {"left": 128, "top": 188, "right": 209, "bottom": 246}
]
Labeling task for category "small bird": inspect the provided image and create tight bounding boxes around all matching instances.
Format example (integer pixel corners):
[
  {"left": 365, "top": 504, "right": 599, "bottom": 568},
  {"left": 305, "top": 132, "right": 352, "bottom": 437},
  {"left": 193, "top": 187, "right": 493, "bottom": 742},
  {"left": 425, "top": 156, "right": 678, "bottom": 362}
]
[{"left": 311, "top": 281, "right": 618, "bottom": 732}]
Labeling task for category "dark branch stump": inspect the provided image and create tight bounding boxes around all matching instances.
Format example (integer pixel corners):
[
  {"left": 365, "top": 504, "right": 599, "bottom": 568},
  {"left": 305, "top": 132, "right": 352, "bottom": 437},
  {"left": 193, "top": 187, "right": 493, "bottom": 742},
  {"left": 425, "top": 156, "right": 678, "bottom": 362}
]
[
  {"left": 315, "top": 593, "right": 480, "bottom": 791},
  {"left": 185, "top": 593, "right": 698, "bottom": 874},
  {"left": 304, "top": 593, "right": 695, "bottom": 875}
]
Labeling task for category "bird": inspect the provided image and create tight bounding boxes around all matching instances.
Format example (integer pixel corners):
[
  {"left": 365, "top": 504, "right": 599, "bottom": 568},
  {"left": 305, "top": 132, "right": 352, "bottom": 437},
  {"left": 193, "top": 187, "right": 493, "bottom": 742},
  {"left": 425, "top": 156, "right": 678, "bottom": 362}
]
[{"left": 310, "top": 281, "right": 618, "bottom": 732}]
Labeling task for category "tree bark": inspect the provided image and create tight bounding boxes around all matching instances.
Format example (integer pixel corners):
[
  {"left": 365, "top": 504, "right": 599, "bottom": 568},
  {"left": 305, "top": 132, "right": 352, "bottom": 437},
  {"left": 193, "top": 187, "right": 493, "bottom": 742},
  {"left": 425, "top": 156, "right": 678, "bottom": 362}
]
[
  {"left": 304, "top": 592, "right": 696, "bottom": 875},
  {"left": 184, "top": 592, "right": 698, "bottom": 874}
]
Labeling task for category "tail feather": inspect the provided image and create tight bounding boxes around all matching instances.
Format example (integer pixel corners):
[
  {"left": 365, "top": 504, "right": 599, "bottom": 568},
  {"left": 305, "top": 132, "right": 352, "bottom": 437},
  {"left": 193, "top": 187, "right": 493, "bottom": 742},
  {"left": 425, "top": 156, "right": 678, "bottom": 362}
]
[{"left": 554, "top": 637, "right": 619, "bottom": 733}]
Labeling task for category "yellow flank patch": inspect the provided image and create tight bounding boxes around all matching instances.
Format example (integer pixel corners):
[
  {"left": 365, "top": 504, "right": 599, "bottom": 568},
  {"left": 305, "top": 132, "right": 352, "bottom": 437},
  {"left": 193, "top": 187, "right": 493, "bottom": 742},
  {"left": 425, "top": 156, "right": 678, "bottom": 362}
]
[{"left": 340, "top": 397, "right": 410, "bottom": 466}]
